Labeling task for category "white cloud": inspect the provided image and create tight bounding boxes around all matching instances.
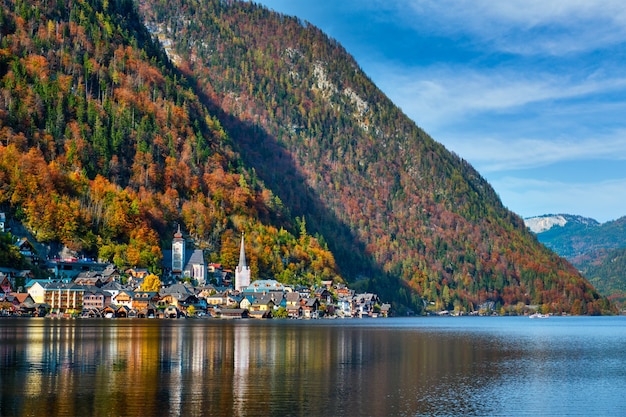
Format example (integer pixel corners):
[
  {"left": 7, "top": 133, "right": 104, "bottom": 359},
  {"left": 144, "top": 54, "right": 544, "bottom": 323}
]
[
  {"left": 379, "top": 0, "right": 626, "bottom": 55},
  {"left": 370, "top": 63, "right": 626, "bottom": 134},
  {"left": 446, "top": 132, "right": 626, "bottom": 173}
]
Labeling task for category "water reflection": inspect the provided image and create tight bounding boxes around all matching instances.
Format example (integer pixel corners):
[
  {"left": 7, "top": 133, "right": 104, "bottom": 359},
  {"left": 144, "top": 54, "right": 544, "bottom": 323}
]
[{"left": 1, "top": 317, "right": 625, "bottom": 416}]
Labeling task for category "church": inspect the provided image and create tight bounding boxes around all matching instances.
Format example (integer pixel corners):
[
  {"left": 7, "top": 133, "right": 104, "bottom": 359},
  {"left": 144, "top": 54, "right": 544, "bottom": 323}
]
[
  {"left": 162, "top": 226, "right": 207, "bottom": 285},
  {"left": 235, "top": 233, "right": 250, "bottom": 293}
]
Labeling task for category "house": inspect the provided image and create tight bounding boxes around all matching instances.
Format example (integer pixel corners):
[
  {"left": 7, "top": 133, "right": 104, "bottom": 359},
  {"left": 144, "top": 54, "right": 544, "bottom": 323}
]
[
  {"left": 1, "top": 276, "right": 12, "bottom": 294},
  {"left": 353, "top": 293, "right": 380, "bottom": 317},
  {"left": 101, "top": 280, "right": 127, "bottom": 299},
  {"left": 204, "top": 291, "right": 225, "bottom": 307},
  {"left": 4, "top": 293, "right": 30, "bottom": 310},
  {"left": 270, "top": 292, "right": 286, "bottom": 309},
  {"left": 74, "top": 271, "right": 105, "bottom": 287},
  {"left": 102, "top": 305, "right": 117, "bottom": 318},
  {"left": 337, "top": 298, "right": 353, "bottom": 317},
  {"left": 112, "top": 290, "right": 134, "bottom": 308},
  {"left": 6, "top": 293, "right": 39, "bottom": 314},
  {"left": 380, "top": 303, "right": 391, "bottom": 318},
  {"left": 160, "top": 283, "right": 197, "bottom": 309},
  {"left": 101, "top": 264, "right": 121, "bottom": 283},
  {"left": 15, "top": 238, "right": 38, "bottom": 264},
  {"left": 335, "top": 285, "right": 354, "bottom": 299},
  {"left": 285, "top": 292, "right": 301, "bottom": 307},
  {"left": 126, "top": 268, "right": 150, "bottom": 279},
  {"left": 250, "top": 295, "right": 275, "bottom": 312},
  {"left": 286, "top": 304, "right": 302, "bottom": 318},
  {"left": 83, "top": 287, "right": 112, "bottom": 311},
  {"left": 302, "top": 298, "right": 320, "bottom": 319},
  {"left": 0, "top": 269, "right": 19, "bottom": 291},
  {"left": 0, "top": 212, "right": 6, "bottom": 232},
  {"left": 132, "top": 291, "right": 160, "bottom": 311},
  {"left": 207, "top": 263, "right": 226, "bottom": 285},
  {"left": 295, "top": 285, "right": 311, "bottom": 299},
  {"left": 239, "top": 295, "right": 253, "bottom": 310},
  {"left": 314, "top": 287, "right": 333, "bottom": 304}
]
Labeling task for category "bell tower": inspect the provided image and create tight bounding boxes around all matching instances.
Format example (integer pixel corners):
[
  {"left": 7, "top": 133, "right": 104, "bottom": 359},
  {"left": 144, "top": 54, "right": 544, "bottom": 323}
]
[{"left": 172, "top": 225, "right": 185, "bottom": 275}]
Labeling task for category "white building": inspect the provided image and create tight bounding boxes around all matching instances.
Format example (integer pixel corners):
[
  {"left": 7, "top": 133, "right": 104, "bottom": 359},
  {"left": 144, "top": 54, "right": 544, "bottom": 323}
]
[{"left": 235, "top": 233, "right": 250, "bottom": 293}]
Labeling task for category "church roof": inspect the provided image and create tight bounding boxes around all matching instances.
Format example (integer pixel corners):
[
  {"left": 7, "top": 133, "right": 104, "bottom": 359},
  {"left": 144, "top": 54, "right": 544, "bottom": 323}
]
[{"left": 238, "top": 233, "right": 247, "bottom": 268}]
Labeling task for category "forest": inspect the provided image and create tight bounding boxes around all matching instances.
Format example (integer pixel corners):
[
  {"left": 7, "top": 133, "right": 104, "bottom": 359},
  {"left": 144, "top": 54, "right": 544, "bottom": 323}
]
[
  {"left": 0, "top": 0, "right": 614, "bottom": 314},
  {"left": 0, "top": 0, "right": 342, "bottom": 288}
]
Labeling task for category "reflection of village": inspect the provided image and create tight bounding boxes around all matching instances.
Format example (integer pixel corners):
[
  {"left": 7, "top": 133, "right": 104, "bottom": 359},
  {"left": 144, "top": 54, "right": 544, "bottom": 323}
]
[
  {"left": 1, "top": 222, "right": 391, "bottom": 319},
  {"left": 1, "top": 317, "right": 387, "bottom": 416}
]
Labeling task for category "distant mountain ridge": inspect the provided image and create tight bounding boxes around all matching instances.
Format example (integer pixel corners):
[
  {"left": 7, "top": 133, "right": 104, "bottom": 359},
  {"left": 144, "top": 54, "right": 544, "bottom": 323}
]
[
  {"left": 525, "top": 214, "right": 626, "bottom": 259},
  {"left": 526, "top": 214, "right": 626, "bottom": 305},
  {"left": 524, "top": 214, "right": 600, "bottom": 234}
]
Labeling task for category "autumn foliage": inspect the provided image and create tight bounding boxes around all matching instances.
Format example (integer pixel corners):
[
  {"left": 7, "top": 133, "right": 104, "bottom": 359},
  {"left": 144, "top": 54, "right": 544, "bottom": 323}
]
[
  {"left": 0, "top": 0, "right": 613, "bottom": 314},
  {"left": 0, "top": 0, "right": 341, "bottom": 285}
]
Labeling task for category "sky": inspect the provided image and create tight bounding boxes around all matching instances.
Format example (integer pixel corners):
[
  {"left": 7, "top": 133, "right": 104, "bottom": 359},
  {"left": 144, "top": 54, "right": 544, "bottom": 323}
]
[{"left": 254, "top": 0, "right": 626, "bottom": 223}]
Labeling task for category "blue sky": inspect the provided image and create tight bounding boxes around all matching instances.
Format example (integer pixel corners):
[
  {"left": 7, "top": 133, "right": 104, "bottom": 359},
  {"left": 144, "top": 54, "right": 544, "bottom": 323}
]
[{"left": 254, "top": 0, "right": 626, "bottom": 223}]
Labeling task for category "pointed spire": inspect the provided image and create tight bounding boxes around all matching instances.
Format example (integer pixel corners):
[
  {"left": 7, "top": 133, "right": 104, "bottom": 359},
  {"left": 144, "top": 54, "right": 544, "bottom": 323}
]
[{"left": 238, "top": 232, "right": 247, "bottom": 268}]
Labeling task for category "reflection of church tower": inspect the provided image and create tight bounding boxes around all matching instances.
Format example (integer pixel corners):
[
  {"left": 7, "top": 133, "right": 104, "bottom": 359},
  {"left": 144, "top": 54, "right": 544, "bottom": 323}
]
[
  {"left": 172, "top": 225, "right": 185, "bottom": 275},
  {"left": 235, "top": 233, "right": 250, "bottom": 293}
]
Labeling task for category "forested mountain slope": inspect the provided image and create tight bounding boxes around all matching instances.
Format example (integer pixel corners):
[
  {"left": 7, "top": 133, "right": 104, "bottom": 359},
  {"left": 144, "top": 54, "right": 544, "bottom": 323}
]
[
  {"left": 137, "top": 0, "right": 611, "bottom": 314},
  {"left": 0, "top": 0, "right": 612, "bottom": 314},
  {"left": 0, "top": 0, "right": 342, "bottom": 288}
]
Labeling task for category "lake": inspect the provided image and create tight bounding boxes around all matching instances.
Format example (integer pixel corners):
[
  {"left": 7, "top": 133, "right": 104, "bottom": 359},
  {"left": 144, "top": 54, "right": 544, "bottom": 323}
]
[{"left": 1, "top": 316, "right": 625, "bottom": 416}]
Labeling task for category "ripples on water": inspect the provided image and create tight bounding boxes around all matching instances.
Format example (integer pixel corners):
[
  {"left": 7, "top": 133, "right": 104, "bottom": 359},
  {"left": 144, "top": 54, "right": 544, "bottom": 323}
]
[{"left": 1, "top": 316, "right": 625, "bottom": 416}]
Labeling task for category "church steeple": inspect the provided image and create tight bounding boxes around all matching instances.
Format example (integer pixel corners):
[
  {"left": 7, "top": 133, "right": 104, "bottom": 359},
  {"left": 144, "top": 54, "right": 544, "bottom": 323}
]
[
  {"left": 235, "top": 232, "right": 250, "bottom": 293},
  {"left": 238, "top": 232, "right": 247, "bottom": 268}
]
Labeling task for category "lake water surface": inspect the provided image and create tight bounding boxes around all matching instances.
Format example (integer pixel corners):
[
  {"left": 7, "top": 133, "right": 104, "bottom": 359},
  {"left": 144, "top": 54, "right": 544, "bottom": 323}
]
[{"left": 1, "top": 316, "right": 625, "bottom": 416}]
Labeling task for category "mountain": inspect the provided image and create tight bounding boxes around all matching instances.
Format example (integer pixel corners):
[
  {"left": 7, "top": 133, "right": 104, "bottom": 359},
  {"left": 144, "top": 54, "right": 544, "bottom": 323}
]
[
  {"left": 525, "top": 214, "right": 600, "bottom": 235},
  {"left": 0, "top": 0, "right": 613, "bottom": 314},
  {"left": 0, "top": 0, "right": 341, "bottom": 288},
  {"left": 525, "top": 214, "right": 626, "bottom": 305}
]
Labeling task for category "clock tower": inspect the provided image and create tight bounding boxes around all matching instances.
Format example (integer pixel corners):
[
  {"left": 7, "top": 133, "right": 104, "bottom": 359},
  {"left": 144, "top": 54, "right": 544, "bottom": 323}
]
[{"left": 172, "top": 225, "right": 185, "bottom": 275}]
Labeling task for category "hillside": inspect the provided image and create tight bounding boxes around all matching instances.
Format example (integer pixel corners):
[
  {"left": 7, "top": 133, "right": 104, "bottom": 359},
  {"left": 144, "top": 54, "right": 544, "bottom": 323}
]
[
  {"left": 0, "top": 0, "right": 613, "bottom": 314},
  {"left": 583, "top": 248, "right": 626, "bottom": 305},
  {"left": 138, "top": 0, "right": 612, "bottom": 314},
  {"left": 526, "top": 214, "right": 626, "bottom": 304},
  {"left": 0, "top": 0, "right": 342, "bottom": 288}
]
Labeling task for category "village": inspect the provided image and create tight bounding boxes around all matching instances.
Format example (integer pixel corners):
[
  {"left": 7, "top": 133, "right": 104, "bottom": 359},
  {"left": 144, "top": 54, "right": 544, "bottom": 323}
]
[{"left": 0, "top": 215, "right": 391, "bottom": 319}]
